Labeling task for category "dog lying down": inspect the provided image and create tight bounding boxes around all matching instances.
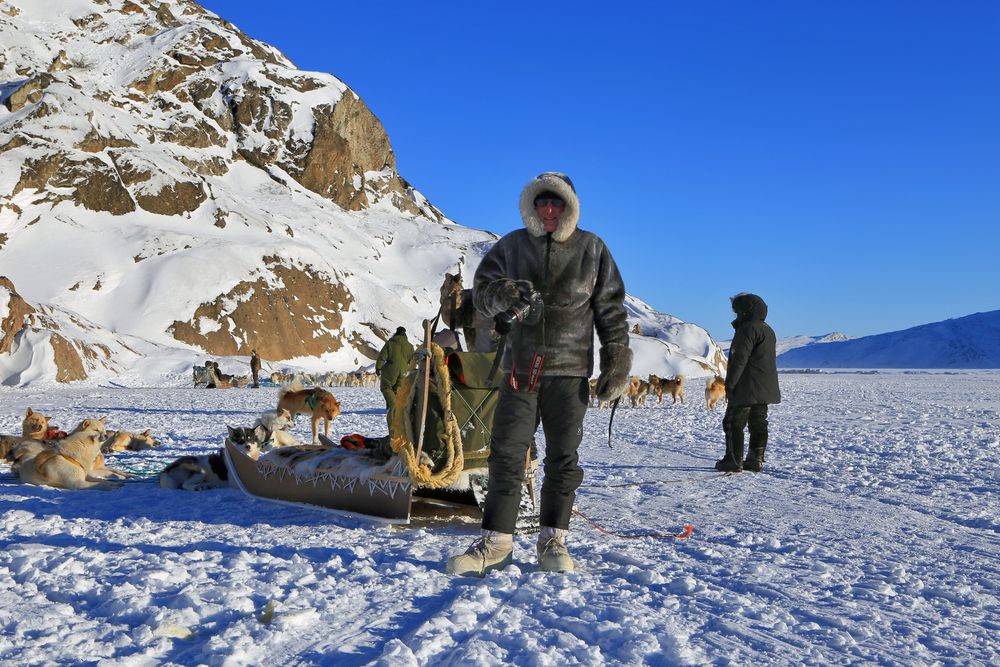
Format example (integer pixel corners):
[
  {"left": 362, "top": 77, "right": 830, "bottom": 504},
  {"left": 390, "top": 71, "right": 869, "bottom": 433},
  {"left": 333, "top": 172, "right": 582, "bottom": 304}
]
[
  {"left": 252, "top": 408, "right": 300, "bottom": 450},
  {"left": 15, "top": 417, "right": 135, "bottom": 490},
  {"left": 159, "top": 426, "right": 262, "bottom": 491},
  {"left": 101, "top": 429, "right": 159, "bottom": 453}
]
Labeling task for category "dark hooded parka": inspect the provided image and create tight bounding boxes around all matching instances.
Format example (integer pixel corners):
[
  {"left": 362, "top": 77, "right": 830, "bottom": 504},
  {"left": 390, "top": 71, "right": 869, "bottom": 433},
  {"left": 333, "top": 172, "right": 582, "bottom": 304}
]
[{"left": 725, "top": 293, "right": 780, "bottom": 406}]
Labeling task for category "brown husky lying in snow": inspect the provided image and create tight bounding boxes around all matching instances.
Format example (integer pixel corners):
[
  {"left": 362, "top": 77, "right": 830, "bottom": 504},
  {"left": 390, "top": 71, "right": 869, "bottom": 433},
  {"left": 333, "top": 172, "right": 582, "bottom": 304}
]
[
  {"left": 17, "top": 417, "right": 132, "bottom": 490},
  {"left": 101, "top": 429, "right": 159, "bottom": 453}
]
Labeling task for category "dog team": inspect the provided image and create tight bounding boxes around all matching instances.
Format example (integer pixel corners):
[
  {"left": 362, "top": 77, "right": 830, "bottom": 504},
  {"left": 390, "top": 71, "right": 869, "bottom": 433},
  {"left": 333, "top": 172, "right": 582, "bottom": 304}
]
[
  {"left": 0, "top": 382, "right": 342, "bottom": 492},
  {"left": 587, "top": 374, "right": 727, "bottom": 410}
]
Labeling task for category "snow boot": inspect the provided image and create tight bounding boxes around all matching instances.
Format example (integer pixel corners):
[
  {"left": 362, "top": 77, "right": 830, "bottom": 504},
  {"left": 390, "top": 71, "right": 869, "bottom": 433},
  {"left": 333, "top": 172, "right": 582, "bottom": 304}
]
[
  {"left": 715, "top": 434, "right": 744, "bottom": 473},
  {"left": 537, "top": 527, "right": 574, "bottom": 573},
  {"left": 446, "top": 530, "right": 513, "bottom": 577},
  {"left": 743, "top": 445, "right": 766, "bottom": 472},
  {"left": 744, "top": 424, "right": 768, "bottom": 472}
]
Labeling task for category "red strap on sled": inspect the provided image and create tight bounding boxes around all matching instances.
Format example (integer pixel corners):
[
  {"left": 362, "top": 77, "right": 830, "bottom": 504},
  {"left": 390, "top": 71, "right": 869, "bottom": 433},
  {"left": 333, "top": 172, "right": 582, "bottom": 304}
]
[{"left": 340, "top": 434, "right": 367, "bottom": 449}]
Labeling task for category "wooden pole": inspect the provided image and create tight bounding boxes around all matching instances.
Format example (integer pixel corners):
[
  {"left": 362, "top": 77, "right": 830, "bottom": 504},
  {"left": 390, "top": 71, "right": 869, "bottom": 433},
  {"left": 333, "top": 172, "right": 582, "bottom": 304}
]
[{"left": 414, "top": 319, "right": 433, "bottom": 465}]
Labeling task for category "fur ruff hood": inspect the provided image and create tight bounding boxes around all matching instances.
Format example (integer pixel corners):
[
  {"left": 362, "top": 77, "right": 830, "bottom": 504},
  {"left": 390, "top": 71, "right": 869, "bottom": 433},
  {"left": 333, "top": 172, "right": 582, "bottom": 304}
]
[{"left": 519, "top": 172, "right": 580, "bottom": 243}]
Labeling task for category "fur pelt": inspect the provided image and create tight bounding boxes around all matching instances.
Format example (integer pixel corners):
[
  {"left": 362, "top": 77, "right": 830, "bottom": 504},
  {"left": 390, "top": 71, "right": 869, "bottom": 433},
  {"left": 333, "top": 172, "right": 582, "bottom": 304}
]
[
  {"left": 518, "top": 172, "right": 580, "bottom": 243},
  {"left": 595, "top": 343, "right": 634, "bottom": 402}
]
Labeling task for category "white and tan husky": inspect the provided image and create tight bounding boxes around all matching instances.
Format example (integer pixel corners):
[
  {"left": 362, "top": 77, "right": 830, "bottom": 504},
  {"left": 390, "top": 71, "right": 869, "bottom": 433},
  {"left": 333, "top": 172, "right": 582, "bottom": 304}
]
[
  {"left": 18, "top": 417, "right": 130, "bottom": 490},
  {"left": 252, "top": 409, "right": 299, "bottom": 450}
]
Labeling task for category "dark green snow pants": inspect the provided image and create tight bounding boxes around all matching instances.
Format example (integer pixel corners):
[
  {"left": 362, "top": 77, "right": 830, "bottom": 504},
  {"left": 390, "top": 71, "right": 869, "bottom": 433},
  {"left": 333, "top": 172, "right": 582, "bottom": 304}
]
[{"left": 482, "top": 376, "right": 589, "bottom": 533}]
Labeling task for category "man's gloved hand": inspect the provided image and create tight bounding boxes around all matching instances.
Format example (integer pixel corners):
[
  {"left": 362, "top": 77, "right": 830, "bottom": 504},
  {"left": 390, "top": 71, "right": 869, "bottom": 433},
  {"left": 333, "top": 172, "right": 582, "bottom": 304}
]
[
  {"left": 595, "top": 343, "right": 633, "bottom": 402},
  {"left": 482, "top": 279, "right": 534, "bottom": 316}
]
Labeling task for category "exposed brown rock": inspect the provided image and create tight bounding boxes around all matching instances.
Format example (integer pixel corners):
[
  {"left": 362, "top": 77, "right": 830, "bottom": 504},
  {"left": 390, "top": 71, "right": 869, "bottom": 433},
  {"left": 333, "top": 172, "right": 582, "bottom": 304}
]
[
  {"left": 76, "top": 126, "right": 138, "bottom": 153},
  {"left": 231, "top": 80, "right": 293, "bottom": 165},
  {"left": 176, "top": 154, "right": 230, "bottom": 176},
  {"left": 119, "top": 1, "right": 144, "bottom": 15},
  {"left": 135, "top": 179, "right": 207, "bottom": 216},
  {"left": 0, "top": 277, "right": 36, "bottom": 355},
  {"left": 48, "top": 50, "right": 71, "bottom": 73},
  {"left": 155, "top": 3, "right": 177, "bottom": 25},
  {"left": 293, "top": 95, "right": 394, "bottom": 210},
  {"left": 169, "top": 263, "right": 354, "bottom": 360},
  {"left": 156, "top": 114, "right": 225, "bottom": 148},
  {"left": 3, "top": 73, "right": 54, "bottom": 112},
  {"left": 14, "top": 152, "right": 136, "bottom": 215},
  {"left": 130, "top": 61, "right": 200, "bottom": 94},
  {"left": 49, "top": 334, "right": 87, "bottom": 382}
]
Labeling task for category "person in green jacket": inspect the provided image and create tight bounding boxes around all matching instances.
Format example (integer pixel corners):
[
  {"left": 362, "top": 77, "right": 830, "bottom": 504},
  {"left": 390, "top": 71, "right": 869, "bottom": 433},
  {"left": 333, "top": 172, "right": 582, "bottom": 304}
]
[{"left": 375, "top": 327, "right": 414, "bottom": 427}]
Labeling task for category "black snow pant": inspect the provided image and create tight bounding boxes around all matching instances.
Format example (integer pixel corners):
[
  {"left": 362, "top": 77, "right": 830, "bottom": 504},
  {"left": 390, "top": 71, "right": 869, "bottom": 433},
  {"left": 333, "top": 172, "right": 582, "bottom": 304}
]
[
  {"left": 722, "top": 403, "right": 769, "bottom": 465},
  {"left": 482, "top": 376, "right": 589, "bottom": 534}
]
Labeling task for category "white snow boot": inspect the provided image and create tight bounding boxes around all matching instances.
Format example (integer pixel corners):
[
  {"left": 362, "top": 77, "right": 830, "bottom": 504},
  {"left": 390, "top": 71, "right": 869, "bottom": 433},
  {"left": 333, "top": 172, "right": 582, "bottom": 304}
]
[
  {"left": 537, "top": 527, "right": 574, "bottom": 573},
  {"left": 446, "top": 530, "right": 513, "bottom": 577}
]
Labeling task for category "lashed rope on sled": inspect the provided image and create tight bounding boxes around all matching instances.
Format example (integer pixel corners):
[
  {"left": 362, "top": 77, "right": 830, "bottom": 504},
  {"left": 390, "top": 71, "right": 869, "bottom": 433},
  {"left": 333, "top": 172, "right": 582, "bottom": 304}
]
[{"left": 390, "top": 343, "right": 465, "bottom": 488}]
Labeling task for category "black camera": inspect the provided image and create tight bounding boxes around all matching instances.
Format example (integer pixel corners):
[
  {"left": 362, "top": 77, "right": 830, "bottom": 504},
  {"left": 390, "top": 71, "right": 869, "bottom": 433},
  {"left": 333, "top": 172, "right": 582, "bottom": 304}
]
[{"left": 494, "top": 286, "right": 543, "bottom": 335}]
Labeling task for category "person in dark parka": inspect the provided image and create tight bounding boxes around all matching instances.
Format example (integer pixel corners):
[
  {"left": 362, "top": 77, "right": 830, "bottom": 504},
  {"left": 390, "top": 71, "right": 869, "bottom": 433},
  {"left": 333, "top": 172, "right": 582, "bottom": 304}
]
[
  {"left": 716, "top": 293, "right": 781, "bottom": 473},
  {"left": 250, "top": 349, "right": 262, "bottom": 388},
  {"left": 446, "top": 171, "right": 633, "bottom": 576}
]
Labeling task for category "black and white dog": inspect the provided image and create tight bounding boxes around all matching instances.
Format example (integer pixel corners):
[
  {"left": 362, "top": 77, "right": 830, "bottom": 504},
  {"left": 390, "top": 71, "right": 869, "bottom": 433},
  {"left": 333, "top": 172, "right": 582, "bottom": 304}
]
[{"left": 159, "top": 426, "right": 262, "bottom": 491}]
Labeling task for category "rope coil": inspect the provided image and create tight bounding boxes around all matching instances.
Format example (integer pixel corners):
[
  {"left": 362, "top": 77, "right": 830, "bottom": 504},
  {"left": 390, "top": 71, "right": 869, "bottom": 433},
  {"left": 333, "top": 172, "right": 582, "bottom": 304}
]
[{"left": 389, "top": 343, "right": 465, "bottom": 488}]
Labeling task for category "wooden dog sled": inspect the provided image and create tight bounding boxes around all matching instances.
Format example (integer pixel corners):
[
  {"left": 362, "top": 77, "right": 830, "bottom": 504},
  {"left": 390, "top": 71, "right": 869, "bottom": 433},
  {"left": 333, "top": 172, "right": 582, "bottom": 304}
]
[
  {"left": 224, "top": 439, "right": 414, "bottom": 523},
  {"left": 225, "top": 343, "right": 507, "bottom": 525}
]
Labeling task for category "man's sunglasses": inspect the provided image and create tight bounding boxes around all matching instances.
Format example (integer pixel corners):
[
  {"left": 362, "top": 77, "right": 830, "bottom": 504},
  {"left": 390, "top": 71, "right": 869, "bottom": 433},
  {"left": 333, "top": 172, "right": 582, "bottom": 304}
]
[{"left": 535, "top": 198, "right": 565, "bottom": 208}]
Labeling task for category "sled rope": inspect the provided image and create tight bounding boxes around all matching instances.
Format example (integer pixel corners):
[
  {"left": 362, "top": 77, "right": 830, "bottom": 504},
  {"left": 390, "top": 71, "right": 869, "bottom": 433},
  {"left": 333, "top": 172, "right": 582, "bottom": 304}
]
[
  {"left": 390, "top": 342, "right": 465, "bottom": 488},
  {"left": 571, "top": 508, "right": 693, "bottom": 540}
]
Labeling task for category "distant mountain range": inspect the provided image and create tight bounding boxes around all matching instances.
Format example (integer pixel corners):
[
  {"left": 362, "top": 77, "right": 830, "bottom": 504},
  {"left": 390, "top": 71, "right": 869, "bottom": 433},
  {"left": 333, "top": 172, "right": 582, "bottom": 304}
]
[
  {"left": 720, "top": 332, "right": 853, "bottom": 355},
  {"left": 777, "top": 310, "right": 1000, "bottom": 368}
]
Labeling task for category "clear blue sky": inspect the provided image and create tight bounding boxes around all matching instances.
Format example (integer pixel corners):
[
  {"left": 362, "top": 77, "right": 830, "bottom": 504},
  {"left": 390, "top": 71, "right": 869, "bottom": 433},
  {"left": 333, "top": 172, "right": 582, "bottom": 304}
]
[{"left": 199, "top": 1, "right": 999, "bottom": 341}]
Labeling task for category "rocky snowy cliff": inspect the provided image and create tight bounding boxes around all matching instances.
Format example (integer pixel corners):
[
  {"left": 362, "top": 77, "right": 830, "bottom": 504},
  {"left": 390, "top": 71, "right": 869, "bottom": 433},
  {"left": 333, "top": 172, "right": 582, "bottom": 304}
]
[{"left": 0, "top": 0, "right": 725, "bottom": 385}]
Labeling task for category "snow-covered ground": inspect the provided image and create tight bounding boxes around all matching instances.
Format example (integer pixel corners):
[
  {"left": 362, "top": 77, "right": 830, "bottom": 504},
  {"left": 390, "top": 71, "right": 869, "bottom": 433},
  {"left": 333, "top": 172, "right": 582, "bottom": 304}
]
[{"left": 1, "top": 372, "right": 998, "bottom": 665}]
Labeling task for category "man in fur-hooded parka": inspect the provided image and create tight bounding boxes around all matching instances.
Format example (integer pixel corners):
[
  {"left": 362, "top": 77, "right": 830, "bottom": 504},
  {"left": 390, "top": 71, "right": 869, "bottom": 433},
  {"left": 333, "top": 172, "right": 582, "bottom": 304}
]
[
  {"left": 716, "top": 293, "right": 780, "bottom": 473},
  {"left": 447, "top": 172, "right": 631, "bottom": 576}
]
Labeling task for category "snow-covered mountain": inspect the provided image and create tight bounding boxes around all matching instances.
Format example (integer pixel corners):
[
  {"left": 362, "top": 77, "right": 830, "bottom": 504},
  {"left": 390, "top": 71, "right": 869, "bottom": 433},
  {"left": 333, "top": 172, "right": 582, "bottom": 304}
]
[
  {"left": 777, "top": 310, "right": 1000, "bottom": 368},
  {"left": 774, "top": 332, "right": 853, "bottom": 356},
  {"left": 719, "top": 332, "right": 853, "bottom": 355},
  {"left": 0, "top": 0, "right": 725, "bottom": 385}
]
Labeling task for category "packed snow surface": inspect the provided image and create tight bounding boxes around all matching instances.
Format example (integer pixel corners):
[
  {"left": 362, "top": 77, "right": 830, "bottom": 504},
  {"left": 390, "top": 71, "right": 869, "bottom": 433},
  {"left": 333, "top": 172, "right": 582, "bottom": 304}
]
[{"left": 1, "top": 372, "right": 998, "bottom": 665}]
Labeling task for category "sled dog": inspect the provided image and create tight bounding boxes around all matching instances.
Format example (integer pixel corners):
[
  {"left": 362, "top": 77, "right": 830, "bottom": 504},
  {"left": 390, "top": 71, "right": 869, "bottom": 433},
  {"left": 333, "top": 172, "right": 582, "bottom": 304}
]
[
  {"left": 17, "top": 417, "right": 126, "bottom": 490},
  {"left": 22, "top": 407, "right": 50, "bottom": 439},
  {"left": 102, "top": 429, "right": 159, "bottom": 453},
  {"left": 1, "top": 435, "right": 44, "bottom": 466},
  {"left": 253, "top": 409, "right": 299, "bottom": 450},
  {"left": 705, "top": 376, "right": 727, "bottom": 409},
  {"left": 626, "top": 376, "right": 651, "bottom": 408},
  {"left": 651, "top": 374, "right": 685, "bottom": 404},
  {"left": 277, "top": 386, "right": 341, "bottom": 444},
  {"left": 159, "top": 426, "right": 262, "bottom": 491},
  {"left": 589, "top": 378, "right": 615, "bottom": 408}
]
